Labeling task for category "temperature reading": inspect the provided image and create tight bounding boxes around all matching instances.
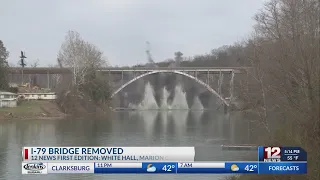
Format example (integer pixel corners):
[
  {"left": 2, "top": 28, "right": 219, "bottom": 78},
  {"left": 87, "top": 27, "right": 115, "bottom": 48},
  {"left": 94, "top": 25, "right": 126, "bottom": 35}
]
[
  {"left": 245, "top": 165, "right": 258, "bottom": 172},
  {"left": 162, "top": 165, "right": 175, "bottom": 172},
  {"left": 287, "top": 156, "right": 293, "bottom": 160}
]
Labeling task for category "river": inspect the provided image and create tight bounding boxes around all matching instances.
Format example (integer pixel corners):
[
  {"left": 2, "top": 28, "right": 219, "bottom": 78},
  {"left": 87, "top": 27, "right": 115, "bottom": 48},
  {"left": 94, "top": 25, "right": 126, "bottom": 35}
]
[{"left": 0, "top": 110, "right": 257, "bottom": 180}]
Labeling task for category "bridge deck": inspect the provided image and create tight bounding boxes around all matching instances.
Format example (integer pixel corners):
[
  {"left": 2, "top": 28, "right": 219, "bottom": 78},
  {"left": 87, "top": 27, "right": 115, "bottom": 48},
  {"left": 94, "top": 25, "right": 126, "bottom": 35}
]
[{"left": 8, "top": 67, "right": 250, "bottom": 74}]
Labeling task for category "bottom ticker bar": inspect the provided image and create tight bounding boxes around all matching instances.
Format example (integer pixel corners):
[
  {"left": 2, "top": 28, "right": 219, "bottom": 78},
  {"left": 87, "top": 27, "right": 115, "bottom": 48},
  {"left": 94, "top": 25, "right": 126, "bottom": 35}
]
[{"left": 22, "top": 162, "right": 307, "bottom": 174}]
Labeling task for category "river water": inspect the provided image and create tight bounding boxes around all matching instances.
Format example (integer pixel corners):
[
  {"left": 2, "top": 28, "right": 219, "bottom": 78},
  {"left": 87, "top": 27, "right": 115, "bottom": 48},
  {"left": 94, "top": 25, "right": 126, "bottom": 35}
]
[{"left": 0, "top": 110, "right": 258, "bottom": 180}]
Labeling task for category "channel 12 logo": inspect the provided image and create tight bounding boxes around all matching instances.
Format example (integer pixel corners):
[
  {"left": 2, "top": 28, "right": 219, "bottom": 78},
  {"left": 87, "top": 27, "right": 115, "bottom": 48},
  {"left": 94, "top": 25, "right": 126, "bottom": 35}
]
[
  {"left": 22, "top": 162, "right": 47, "bottom": 174},
  {"left": 264, "top": 147, "right": 281, "bottom": 162}
]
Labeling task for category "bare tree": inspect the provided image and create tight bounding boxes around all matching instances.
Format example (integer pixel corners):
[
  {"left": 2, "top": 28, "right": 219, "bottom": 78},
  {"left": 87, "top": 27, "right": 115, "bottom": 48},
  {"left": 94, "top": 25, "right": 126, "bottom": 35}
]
[
  {"left": 252, "top": 0, "right": 320, "bottom": 128},
  {"left": 240, "top": 1, "right": 320, "bottom": 179},
  {"left": 48, "top": 63, "right": 62, "bottom": 89},
  {"left": 30, "top": 59, "right": 39, "bottom": 67},
  {"left": 56, "top": 30, "right": 111, "bottom": 114},
  {"left": 57, "top": 30, "right": 107, "bottom": 89}
]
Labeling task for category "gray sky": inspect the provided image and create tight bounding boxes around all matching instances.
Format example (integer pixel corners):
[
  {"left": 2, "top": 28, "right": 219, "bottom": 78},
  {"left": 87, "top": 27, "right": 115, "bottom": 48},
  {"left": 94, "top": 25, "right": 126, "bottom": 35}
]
[{"left": 0, "top": 0, "right": 266, "bottom": 67}]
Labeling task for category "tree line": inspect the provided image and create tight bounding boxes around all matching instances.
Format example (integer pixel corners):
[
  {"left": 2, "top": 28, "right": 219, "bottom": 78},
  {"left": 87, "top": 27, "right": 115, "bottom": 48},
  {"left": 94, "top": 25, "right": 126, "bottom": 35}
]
[
  {"left": 138, "top": 0, "right": 320, "bottom": 179},
  {"left": 0, "top": 31, "right": 112, "bottom": 115},
  {"left": 0, "top": 40, "right": 10, "bottom": 91}
]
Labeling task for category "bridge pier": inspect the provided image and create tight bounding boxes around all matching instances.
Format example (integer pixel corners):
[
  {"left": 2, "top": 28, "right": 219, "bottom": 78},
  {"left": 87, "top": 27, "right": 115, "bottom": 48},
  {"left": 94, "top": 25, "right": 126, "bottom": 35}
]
[
  {"left": 121, "top": 71, "right": 124, "bottom": 85},
  {"left": 47, "top": 70, "right": 50, "bottom": 89},
  {"left": 217, "top": 71, "right": 223, "bottom": 94},
  {"left": 229, "top": 71, "right": 235, "bottom": 101},
  {"left": 108, "top": 70, "right": 111, "bottom": 85},
  {"left": 224, "top": 104, "right": 228, "bottom": 114}
]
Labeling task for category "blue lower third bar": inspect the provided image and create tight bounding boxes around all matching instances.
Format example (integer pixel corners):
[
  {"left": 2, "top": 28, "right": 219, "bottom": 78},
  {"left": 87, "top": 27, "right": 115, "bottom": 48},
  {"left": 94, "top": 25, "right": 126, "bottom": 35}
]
[
  {"left": 178, "top": 162, "right": 258, "bottom": 174},
  {"left": 94, "top": 162, "right": 177, "bottom": 174},
  {"left": 259, "top": 162, "right": 307, "bottom": 174},
  {"left": 94, "top": 162, "right": 261, "bottom": 174}
]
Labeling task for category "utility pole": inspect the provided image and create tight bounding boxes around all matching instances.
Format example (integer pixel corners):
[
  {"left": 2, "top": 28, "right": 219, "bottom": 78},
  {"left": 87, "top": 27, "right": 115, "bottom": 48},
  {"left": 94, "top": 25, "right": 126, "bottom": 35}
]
[{"left": 19, "top": 51, "right": 27, "bottom": 85}]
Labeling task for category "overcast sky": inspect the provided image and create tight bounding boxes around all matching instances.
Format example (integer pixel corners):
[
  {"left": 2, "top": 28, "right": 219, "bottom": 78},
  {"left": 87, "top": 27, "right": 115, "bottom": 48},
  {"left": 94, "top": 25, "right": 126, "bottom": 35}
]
[{"left": 0, "top": 0, "right": 266, "bottom": 67}]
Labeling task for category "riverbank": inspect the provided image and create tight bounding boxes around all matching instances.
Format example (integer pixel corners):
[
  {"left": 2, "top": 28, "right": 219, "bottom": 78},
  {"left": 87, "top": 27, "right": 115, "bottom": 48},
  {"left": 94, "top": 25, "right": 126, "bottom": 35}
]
[
  {"left": 0, "top": 101, "right": 66, "bottom": 120},
  {"left": 225, "top": 109, "right": 316, "bottom": 180}
]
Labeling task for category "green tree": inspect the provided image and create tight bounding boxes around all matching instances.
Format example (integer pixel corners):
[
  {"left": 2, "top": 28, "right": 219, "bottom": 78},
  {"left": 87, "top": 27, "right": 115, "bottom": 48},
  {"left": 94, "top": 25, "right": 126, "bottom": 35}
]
[{"left": 0, "top": 40, "right": 9, "bottom": 90}]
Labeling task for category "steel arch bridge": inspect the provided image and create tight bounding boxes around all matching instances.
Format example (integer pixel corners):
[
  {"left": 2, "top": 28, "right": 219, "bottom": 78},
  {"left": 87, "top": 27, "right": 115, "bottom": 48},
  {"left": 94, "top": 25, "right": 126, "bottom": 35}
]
[
  {"left": 108, "top": 69, "right": 241, "bottom": 106},
  {"left": 8, "top": 67, "right": 249, "bottom": 106}
]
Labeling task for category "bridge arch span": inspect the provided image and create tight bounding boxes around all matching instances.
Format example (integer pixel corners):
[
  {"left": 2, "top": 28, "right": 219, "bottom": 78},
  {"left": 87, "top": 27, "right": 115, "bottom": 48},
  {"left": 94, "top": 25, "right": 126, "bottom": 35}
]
[{"left": 111, "top": 70, "right": 230, "bottom": 106}]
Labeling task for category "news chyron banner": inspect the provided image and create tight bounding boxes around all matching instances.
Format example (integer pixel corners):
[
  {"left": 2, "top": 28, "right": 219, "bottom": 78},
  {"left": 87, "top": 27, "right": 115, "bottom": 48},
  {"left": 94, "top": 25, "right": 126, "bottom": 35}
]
[{"left": 22, "top": 146, "right": 307, "bottom": 174}]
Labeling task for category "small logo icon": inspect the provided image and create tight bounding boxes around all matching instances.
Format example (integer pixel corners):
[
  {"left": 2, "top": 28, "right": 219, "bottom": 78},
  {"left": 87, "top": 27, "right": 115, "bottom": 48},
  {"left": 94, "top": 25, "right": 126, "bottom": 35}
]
[
  {"left": 231, "top": 164, "right": 239, "bottom": 172},
  {"left": 23, "top": 162, "right": 46, "bottom": 174},
  {"left": 147, "top": 164, "right": 156, "bottom": 172},
  {"left": 264, "top": 147, "right": 281, "bottom": 162},
  {"left": 23, "top": 162, "right": 46, "bottom": 171}
]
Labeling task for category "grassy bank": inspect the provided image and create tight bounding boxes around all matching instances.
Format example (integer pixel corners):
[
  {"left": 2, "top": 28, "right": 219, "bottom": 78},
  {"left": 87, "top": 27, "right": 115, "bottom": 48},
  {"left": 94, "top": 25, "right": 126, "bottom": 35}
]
[{"left": 0, "top": 101, "right": 66, "bottom": 120}]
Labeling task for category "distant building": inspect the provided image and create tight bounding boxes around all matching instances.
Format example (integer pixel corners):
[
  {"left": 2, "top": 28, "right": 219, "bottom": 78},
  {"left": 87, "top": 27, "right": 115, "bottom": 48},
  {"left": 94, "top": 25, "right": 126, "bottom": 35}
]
[
  {"left": 18, "top": 92, "right": 57, "bottom": 100},
  {"left": 0, "top": 91, "right": 18, "bottom": 108}
]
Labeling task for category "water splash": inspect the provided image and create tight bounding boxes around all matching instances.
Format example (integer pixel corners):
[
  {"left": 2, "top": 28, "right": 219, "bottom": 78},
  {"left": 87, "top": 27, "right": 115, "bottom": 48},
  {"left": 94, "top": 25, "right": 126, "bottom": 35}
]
[
  {"left": 129, "top": 82, "right": 158, "bottom": 109},
  {"left": 160, "top": 87, "right": 170, "bottom": 109},
  {"left": 129, "top": 82, "right": 199, "bottom": 110},
  {"left": 170, "top": 84, "right": 189, "bottom": 109},
  {"left": 191, "top": 96, "right": 204, "bottom": 110}
]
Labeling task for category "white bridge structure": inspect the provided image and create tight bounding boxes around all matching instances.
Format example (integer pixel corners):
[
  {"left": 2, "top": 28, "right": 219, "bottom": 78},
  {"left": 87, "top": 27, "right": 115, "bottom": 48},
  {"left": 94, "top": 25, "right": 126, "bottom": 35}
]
[
  {"left": 97, "top": 67, "right": 249, "bottom": 106},
  {"left": 8, "top": 66, "right": 249, "bottom": 107}
]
